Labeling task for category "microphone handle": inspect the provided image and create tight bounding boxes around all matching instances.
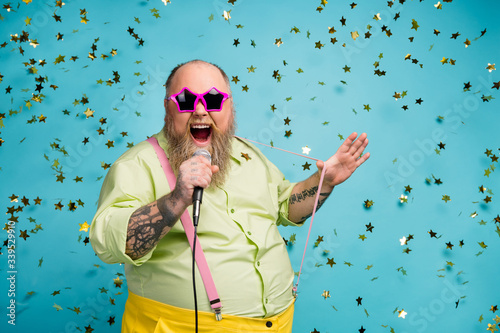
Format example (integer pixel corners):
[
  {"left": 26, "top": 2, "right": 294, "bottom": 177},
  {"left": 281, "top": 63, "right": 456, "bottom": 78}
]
[
  {"left": 192, "top": 187, "right": 203, "bottom": 226},
  {"left": 193, "top": 186, "right": 203, "bottom": 203}
]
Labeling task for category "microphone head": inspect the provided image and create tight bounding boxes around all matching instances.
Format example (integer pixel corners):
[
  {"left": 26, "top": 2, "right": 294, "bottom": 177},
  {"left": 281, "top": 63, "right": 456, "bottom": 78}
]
[{"left": 192, "top": 149, "right": 212, "bottom": 163}]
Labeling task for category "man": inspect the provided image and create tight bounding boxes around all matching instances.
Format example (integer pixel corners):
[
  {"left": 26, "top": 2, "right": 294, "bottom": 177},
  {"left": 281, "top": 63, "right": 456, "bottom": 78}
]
[{"left": 90, "top": 60, "right": 369, "bottom": 332}]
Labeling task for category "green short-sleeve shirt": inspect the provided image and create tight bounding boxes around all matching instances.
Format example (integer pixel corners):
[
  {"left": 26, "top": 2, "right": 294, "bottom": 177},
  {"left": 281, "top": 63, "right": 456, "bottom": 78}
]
[{"left": 90, "top": 132, "right": 301, "bottom": 318}]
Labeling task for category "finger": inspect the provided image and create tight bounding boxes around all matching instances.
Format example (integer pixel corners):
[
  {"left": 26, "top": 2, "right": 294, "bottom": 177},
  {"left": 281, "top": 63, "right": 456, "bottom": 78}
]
[
  {"left": 347, "top": 132, "right": 368, "bottom": 155},
  {"left": 352, "top": 137, "right": 369, "bottom": 159},
  {"left": 211, "top": 165, "right": 220, "bottom": 174},
  {"left": 198, "top": 165, "right": 214, "bottom": 187},
  {"left": 192, "top": 172, "right": 212, "bottom": 189},
  {"left": 189, "top": 156, "right": 212, "bottom": 175},
  {"left": 182, "top": 160, "right": 212, "bottom": 186},
  {"left": 192, "top": 155, "right": 212, "bottom": 167},
  {"left": 355, "top": 152, "right": 370, "bottom": 168},
  {"left": 338, "top": 132, "right": 358, "bottom": 153},
  {"left": 316, "top": 160, "right": 324, "bottom": 172}
]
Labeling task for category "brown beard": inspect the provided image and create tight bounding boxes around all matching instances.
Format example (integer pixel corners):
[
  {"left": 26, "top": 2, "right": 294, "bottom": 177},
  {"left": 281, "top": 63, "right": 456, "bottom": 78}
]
[{"left": 162, "top": 112, "right": 236, "bottom": 188}]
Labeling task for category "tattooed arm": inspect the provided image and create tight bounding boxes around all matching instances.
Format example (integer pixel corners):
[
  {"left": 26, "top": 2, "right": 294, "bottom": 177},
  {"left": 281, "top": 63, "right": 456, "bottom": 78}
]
[
  {"left": 288, "top": 132, "right": 370, "bottom": 223},
  {"left": 125, "top": 190, "right": 187, "bottom": 260},
  {"left": 125, "top": 155, "right": 219, "bottom": 260},
  {"left": 288, "top": 172, "right": 334, "bottom": 223}
]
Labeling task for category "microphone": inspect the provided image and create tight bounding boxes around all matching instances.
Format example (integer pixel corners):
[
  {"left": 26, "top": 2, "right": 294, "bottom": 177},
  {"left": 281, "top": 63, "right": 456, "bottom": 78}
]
[{"left": 192, "top": 149, "right": 211, "bottom": 226}]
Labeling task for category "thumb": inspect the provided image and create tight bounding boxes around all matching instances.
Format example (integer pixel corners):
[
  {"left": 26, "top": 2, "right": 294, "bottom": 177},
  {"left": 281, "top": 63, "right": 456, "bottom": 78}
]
[
  {"left": 316, "top": 160, "right": 324, "bottom": 172},
  {"left": 211, "top": 165, "right": 220, "bottom": 174}
]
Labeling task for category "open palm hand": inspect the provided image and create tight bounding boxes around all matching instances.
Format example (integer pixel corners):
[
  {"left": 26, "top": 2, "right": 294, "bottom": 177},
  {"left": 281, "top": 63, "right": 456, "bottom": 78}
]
[{"left": 317, "top": 132, "right": 370, "bottom": 188}]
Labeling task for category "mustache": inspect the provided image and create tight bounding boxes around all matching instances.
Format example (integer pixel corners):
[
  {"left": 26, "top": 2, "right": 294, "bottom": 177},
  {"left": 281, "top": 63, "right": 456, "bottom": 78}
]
[{"left": 187, "top": 118, "right": 220, "bottom": 132}]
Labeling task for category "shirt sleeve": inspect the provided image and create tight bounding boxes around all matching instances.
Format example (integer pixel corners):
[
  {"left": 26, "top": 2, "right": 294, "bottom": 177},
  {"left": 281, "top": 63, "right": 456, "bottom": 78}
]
[
  {"left": 271, "top": 165, "right": 304, "bottom": 227},
  {"left": 89, "top": 155, "right": 158, "bottom": 266}
]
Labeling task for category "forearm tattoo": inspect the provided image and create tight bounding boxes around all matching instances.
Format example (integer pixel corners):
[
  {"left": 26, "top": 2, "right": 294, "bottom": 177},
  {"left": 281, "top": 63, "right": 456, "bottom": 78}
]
[
  {"left": 289, "top": 186, "right": 331, "bottom": 221},
  {"left": 125, "top": 194, "right": 180, "bottom": 260},
  {"left": 289, "top": 186, "right": 319, "bottom": 205}
]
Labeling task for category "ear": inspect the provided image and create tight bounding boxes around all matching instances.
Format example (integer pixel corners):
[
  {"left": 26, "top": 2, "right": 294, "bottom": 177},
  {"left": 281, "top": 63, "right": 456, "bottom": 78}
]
[{"left": 164, "top": 99, "right": 168, "bottom": 122}]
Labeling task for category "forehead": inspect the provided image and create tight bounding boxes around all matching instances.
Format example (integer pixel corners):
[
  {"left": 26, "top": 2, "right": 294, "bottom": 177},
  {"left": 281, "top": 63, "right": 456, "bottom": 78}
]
[{"left": 170, "top": 62, "right": 227, "bottom": 93}]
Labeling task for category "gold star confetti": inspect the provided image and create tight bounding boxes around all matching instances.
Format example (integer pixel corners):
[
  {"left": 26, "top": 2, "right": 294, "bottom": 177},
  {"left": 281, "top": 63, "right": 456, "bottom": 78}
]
[
  {"left": 84, "top": 108, "right": 95, "bottom": 118},
  {"left": 20, "top": 230, "right": 30, "bottom": 240},
  {"left": 54, "top": 55, "right": 65, "bottom": 64},
  {"left": 79, "top": 221, "right": 90, "bottom": 232},
  {"left": 327, "top": 258, "right": 336, "bottom": 267},
  {"left": 411, "top": 19, "right": 419, "bottom": 31},
  {"left": 364, "top": 199, "right": 374, "bottom": 208},
  {"left": 113, "top": 277, "right": 123, "bottom": 288},
  {"left": 486, "top": 63, "right": 496, "bottom": 72},
  {"left": 487, "top": 324, "right": 498, "bottom": 332}
]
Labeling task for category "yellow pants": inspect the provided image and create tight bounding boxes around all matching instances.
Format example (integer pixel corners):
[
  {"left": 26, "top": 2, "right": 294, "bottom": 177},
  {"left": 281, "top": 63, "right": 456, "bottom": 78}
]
[{"left": 122, "top": 291, "right": 294, "bottom": 333}]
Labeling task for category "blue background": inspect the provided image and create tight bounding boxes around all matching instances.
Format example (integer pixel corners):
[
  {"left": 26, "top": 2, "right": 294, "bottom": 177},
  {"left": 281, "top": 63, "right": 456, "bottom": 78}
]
[{"left": 1, "top": 0, "right": 499, "bottom": 332}]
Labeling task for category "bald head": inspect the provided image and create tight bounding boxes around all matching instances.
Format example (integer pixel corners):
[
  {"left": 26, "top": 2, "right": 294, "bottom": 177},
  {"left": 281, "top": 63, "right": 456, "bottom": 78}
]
[{"left": 164, "top": 60, "right": 231, "bottom": 98}]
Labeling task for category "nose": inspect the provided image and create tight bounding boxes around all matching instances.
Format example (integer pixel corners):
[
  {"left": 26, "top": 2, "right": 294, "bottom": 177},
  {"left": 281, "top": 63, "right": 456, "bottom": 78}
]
[{"left": 193, "top": 97, "right": 208, "bottom": 117}]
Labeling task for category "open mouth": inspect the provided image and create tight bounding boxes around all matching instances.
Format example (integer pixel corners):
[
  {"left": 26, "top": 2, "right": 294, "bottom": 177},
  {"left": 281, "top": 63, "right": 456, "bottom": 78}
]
[{"left": 190, "top": 124, "right": 212, "bottom": 145}]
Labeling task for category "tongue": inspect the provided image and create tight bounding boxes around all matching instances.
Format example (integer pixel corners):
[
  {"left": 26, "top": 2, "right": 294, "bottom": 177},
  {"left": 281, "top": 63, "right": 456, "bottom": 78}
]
[{"left": 192, "top": 127, "right": 211, "bottom": 141}]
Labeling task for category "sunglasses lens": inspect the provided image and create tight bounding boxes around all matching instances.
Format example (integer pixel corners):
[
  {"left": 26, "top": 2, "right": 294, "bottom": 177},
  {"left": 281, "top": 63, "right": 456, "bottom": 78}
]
[
  {"left": 204, "top": 88, "right": 225, "bottom": 111},
  {"left": 175, "top": 89, "right": 197, "bottom": 111}
]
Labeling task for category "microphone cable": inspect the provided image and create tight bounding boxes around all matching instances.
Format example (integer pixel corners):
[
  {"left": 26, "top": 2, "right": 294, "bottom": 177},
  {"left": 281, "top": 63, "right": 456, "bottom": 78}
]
[
  {"left": 192, "top": 224, "right": 199, "bottom": 333},
  {"left": 191, "top": 149, "right": 210, "bottom": 332}
]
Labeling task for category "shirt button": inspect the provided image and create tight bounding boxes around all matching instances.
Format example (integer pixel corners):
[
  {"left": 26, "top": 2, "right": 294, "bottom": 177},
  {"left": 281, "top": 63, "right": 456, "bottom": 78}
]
[
  {"left": 230, "top": 208, "right": 235, "bottom": 213},
  {"left": 247, "top": 231, "right": 252, "bottom": 235},
  {"left": 265, "top": 298, "right": 269, "bottom": 303},
  {"left": 257, "top": 261, "right": 260, "bottom": 266},
  {"left": 266, "top": 321, "right": 273, "bottom": 328}
]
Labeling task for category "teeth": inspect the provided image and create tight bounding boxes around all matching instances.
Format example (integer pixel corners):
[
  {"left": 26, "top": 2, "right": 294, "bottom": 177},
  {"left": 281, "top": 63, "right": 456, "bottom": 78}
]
[{"left": 191, "top": 124, "right": 210, "bottom": 129}]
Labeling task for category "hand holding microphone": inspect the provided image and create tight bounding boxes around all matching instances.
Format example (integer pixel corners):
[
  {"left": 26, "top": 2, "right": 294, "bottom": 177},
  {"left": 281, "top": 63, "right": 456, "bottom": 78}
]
[{"left": 173, "top": 150, "right": 218, "bottom": 225}]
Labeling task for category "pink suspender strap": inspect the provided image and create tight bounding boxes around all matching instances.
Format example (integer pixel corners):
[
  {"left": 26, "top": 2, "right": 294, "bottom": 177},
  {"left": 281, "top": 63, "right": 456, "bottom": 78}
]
[{"left": 146, "top": 137, "right": 223, "bottom": 321}]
